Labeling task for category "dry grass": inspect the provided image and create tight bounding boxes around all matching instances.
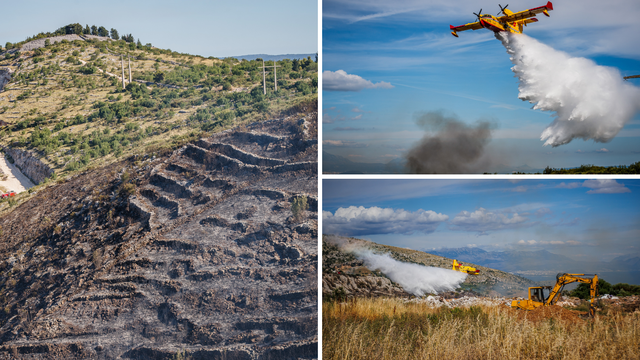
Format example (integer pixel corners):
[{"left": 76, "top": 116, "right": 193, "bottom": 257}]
[{"left": 323, "top": 297, "right": 640, "bottom": 360}]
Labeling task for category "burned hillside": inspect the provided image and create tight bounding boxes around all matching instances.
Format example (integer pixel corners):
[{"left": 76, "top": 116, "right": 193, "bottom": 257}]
[{"left": 0, "top": 112, "right": 318, "bottom": 359}]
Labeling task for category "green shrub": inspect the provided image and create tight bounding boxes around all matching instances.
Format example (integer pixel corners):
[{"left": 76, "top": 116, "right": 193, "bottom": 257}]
[{"left": 291, "top": 195, "right": 308, "bottom": 222}]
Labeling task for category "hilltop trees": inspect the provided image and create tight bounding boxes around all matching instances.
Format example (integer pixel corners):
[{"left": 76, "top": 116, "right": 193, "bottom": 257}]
[
  {"left": 91, "top": 25, "right": 98, "bottom": 35},
  {"left": 65, "top": 23, "right": 83, "bottom": 35},
  {"left": 98, "top": 26, "right": 108, "bottom": 37},
  {"left": 84, "top": 24, "right": 90, "bottom": 35},
  {"left": 110, "top": 28, "right": 119, "bottom": 40}
]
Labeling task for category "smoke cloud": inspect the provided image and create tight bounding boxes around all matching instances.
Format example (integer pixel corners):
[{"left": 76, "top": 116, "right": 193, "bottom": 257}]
[
  {"left": 354, "top": 250, "right": 467, "bottom": 296},
  {"left": 405, "top": 111, "right": 496, "bottom": 173},
  {"left": 498, "top": 33, "right": 640, "bottom": 147}
]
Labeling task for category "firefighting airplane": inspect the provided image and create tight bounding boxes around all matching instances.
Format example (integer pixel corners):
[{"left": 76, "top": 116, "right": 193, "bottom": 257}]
[{"left": 450, "top": 2, "right": 553, "bottom": 37}]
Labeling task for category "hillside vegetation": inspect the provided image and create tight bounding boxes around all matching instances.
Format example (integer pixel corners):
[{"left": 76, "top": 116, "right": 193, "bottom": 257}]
[
  {"left": 0, "top": 26, "right": 317, "bottom": 192},
  {"left": 543, "top": 162, "right": 640, "bottom": 174}
]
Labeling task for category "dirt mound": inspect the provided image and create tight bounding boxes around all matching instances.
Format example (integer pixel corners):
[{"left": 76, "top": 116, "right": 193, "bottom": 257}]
[{"left": 516, "top": 305, "right": 586, "bottom": 324}]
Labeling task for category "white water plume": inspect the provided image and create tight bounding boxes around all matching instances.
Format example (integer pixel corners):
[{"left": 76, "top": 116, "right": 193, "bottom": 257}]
[
  {"left": 355, "top": 250, "right": 467, "bottom": 296},
  {"left": 498, "top": 33, "right": 640, "bottom": 147}
]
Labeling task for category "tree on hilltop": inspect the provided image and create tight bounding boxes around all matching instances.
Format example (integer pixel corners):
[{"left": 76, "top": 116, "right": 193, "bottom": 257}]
[
  {"left": 84, "top": 24, "right": 90, "bottom": 35},
  {"left": 110, "top": 28, "right": 119, "bottom": 40},
  {"left": 98, "top": 26, "right": 108, "bottom": 37},
  {"left": 91, "top": 25, "right": 98, "bottom": 36},
  {"left": 65, "top": 23, "right": 83, "bottom": 35}
]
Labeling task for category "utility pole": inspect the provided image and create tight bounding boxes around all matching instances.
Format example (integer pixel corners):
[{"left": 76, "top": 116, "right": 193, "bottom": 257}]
[
  {"left": 273, "top": 62, "right": 281, "bottom": 91},
  {"left": 121, "top": 55, "right": 125, "bottom": 89},
  {"left": 262, "top": 59, "right": 266, "bottom": 95},
  {"left": 128, "top": 55, "right": 132, "bottom": 83}
]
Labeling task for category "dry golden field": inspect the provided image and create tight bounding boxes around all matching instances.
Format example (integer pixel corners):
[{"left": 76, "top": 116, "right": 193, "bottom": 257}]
[{"left": 323, "top": 297, "right": 640, "bottom": 360}]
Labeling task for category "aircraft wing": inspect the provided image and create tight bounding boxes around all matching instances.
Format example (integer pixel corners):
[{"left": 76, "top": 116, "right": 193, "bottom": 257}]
[
  {"left": 498, "top": 1, "right": 553, "bottom": 22},
  {"left": 450, "top": 21, "right": 484, "bottom": 33}
]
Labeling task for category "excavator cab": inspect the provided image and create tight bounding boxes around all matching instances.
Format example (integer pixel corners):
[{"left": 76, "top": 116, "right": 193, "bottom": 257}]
[
  {"left": 512, "top": 286, "right": 551, "bottom": 311},
  {"left": 529, "top": 286, "right": 551, "bottom": 303}
]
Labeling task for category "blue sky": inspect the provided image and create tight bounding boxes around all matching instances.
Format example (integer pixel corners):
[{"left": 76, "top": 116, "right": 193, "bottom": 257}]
[
  {"left": 2, "top": 0, "right": 317, "bottom": 57},
  {"left": 323, "top": 0, "right": 640, "bottom": 171},
  {"left": 323, "top": 179, "right": 640, "bottom": 262}
]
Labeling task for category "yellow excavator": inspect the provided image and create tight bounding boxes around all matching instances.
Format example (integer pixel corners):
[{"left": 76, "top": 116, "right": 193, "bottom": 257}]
[
  {"left": 452, "top": 259, "right": 480, "bottom": 275},
  {"left": 511, "top": 273, "right": 598, "bottom": 316}
]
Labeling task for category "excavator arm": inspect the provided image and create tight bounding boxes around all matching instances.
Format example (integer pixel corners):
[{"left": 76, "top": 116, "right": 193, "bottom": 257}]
[
  {"left": 547, "top": 273, "right": 598, "bottom": 316},
  {"left": 512, "top": 273, "right": 598, "bottom": 316}
]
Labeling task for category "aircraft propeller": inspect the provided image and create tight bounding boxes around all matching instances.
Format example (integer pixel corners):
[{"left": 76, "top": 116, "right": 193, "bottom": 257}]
[
  {"left": 473, "top": 9, "right": 483, "bottom": 26},
  {"left": 498, "top": 4, "right": 509, "bottom": 15}
]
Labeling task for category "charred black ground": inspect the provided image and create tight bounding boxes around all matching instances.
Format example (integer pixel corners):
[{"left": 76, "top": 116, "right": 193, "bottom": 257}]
[{"left": 0, "top": 110, "right": 318, "bottom": 359}]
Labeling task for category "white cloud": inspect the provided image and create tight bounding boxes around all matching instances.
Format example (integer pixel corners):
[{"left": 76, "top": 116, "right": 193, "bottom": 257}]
[
  {"left": 518, "top": 239, "right": 579, "bottom": 246},
  {"left": 583, "top": 179, "right": 631, "bottom": 194},
  {"left": 535, "top": 207, "right": 552, "bottom": 218},
  {"left": 323, "top": 70, "right": 394, "bottom": 91},
  {"left": 323, "top": 114, "right": 336, "bottom": 124},
  {"left": 518, "top": 239, "right": 537, "bottom": 245},
  {"left": 322, "top": 139, "right": 367, "bottom": 147},
  {"left": 449, "top": 207, "right": 528, "bottom": 233},
  {"left": 323, "top": 206, "right": 448, "bottom": 235},
  {"left": 556, "top": 182, "right": 582, "bottom": 189}
]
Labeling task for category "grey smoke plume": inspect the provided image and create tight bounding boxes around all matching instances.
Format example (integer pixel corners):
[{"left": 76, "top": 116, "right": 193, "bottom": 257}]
[
  {"left": 355, "top": 249, "right": 467, "bottom": 296},
  {"left": 405, "top": 111, "right": 496, "bottom": 173},
  {"left": 498, "top": 33, "right": 640, "bottom": 147}
]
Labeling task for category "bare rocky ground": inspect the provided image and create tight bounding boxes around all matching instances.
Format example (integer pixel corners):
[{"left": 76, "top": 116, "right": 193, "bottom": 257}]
[{"left": 0, "top": 112, "right": 318, "bottom": 359}]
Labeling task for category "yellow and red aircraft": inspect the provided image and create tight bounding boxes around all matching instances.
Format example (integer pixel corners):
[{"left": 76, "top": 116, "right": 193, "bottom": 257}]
[
  {"left": 452, "top": 259, "right": 480, "bottom": 275},
  {"left": 450, "top": 2, "right": 553, "bottom": 38}
]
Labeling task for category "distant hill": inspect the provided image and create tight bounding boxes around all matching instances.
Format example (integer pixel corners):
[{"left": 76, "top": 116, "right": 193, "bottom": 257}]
[
  {"left": 425, "top": 247, "right": 623, "bottom": 273},
  {"left": 228, "top": 53, "right": 316, "bottom": 61},
  {"left": 493, "top": 163, "right": 545, "bottom": 174},
  {"left": 323, "top": 152, "right": 545, "bottom": 174},
  {"left": 322, "top": 151, "right": 406, "bottom": 174}
]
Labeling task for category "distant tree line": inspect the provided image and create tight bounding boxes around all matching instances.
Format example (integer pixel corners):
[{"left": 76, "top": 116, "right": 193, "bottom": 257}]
[
  {"left": 3, "top": 23, "right": 140, "bottom": 51},
  {"left": 569, "top": 278, "right": 640, "bottom": 298},
  {"left": 544, "top": 162, "right": 640, "bottom": 174}
]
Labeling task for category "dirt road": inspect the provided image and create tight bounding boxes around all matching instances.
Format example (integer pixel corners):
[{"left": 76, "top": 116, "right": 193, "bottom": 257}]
[{"left": 0, "top": 155, "right": 34, "bottom": 193}]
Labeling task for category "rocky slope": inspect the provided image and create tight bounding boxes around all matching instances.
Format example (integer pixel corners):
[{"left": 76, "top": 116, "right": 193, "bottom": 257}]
[
  {"left": 323, "top": 235, "right": 538, "bottom": 299},
  {"left": 0, "top": 113, "right": 318, "bottom": 359},
  {"left": 3, "top": 148, "right": 53, "bottom": 185}
]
